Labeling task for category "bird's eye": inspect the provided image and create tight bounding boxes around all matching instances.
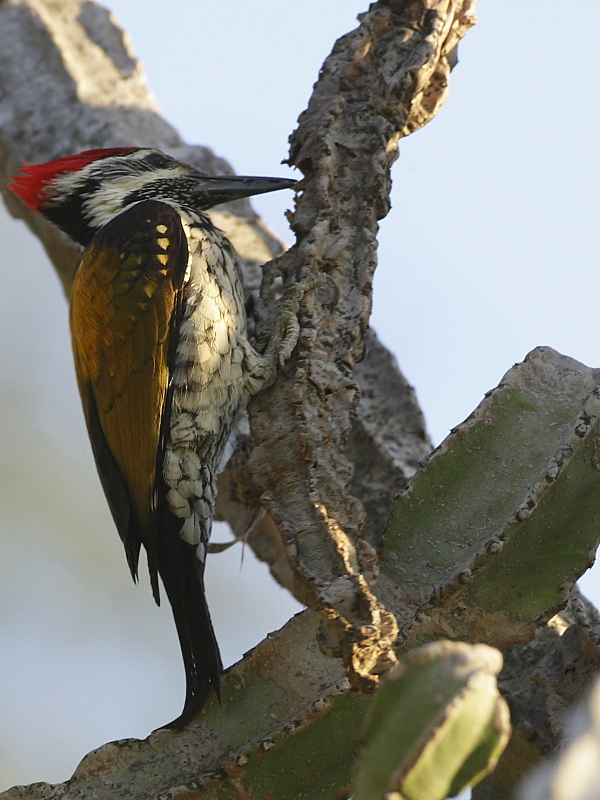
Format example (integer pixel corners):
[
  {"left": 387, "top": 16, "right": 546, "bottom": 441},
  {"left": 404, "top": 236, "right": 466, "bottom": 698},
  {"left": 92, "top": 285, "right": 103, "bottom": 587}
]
[{"left": 146, "top": 152, "right": 169, "bottom": 168}]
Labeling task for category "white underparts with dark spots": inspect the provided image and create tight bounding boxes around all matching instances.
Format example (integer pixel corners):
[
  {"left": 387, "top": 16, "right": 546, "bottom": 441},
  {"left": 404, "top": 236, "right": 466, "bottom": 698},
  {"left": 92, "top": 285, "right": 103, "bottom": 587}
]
[{"left": 162, "top": 217, "right": 256, "bottom": 564}]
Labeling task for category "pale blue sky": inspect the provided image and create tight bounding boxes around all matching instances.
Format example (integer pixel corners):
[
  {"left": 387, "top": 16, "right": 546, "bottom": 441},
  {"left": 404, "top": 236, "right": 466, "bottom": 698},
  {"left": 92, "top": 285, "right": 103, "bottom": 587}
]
[{"left": 0, "top": 0, "right": 598, "bottom": 789}]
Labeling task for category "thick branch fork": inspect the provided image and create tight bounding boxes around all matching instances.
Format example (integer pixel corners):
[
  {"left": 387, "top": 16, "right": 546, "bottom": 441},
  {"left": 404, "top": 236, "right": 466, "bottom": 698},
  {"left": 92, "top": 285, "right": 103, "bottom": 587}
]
[{"left": 245, "top": 0, "right": 476, "bottom": 689}]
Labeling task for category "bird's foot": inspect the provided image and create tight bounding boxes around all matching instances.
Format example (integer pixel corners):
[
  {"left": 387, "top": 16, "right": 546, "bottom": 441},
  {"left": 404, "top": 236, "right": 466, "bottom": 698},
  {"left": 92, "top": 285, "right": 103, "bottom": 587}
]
[{"left": 269, "top": 271, "right": 328, "bottom": 366}]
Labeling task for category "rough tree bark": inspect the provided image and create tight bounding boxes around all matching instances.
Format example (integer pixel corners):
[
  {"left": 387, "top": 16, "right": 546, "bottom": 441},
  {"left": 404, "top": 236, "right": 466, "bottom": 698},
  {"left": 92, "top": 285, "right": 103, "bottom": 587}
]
[{"left": 2, "top": 2, "right": 600, "bottom": 799}]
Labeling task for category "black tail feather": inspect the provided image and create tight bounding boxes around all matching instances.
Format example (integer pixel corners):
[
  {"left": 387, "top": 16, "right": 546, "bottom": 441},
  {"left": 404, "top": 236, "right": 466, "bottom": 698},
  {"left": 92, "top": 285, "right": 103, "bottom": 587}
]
[{"left": 156, "top": 525, "right": 222, "bottom": 729}]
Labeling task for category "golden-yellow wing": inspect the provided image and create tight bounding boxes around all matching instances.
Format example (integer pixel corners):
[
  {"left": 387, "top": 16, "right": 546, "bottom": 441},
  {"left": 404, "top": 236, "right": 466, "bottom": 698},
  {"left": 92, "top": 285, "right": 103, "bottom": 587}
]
[{"left": 69, "top": 200, "right": 187, "bottom": 597}]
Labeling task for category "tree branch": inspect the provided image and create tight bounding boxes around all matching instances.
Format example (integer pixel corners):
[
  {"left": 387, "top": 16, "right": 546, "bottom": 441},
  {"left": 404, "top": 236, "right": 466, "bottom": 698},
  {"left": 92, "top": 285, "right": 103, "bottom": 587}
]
[{"left": 230, "top": 0, "right": 476, "bottom": 688}]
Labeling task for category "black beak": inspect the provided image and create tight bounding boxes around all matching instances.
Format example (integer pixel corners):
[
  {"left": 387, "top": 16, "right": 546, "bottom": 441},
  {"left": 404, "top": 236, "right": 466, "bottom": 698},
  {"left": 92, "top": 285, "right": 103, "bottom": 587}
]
[{"left": 191, "top": 174, "right": 296, "bottom": 209}]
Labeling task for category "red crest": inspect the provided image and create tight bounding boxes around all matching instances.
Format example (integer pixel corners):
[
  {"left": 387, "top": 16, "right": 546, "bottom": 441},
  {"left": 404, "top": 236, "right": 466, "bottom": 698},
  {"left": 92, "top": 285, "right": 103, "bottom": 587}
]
[{"left": 8, "top": 147, "right": 138, "bottom": 211}]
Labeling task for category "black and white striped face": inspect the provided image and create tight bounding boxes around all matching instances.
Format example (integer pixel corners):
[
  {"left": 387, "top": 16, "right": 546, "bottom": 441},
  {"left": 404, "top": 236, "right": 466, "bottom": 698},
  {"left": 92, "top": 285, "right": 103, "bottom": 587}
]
[
  {"left": 14, "top": 146, "right": 296, "bottom": 247},
  {"left": 43, "top": 149, "right": 201, "bottom": 245}
]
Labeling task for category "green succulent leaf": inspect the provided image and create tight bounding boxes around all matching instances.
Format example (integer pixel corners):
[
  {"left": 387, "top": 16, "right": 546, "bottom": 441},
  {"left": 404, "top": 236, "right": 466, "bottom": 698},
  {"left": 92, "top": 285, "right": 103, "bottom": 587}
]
[{"left": 353, "top": 641, "right": 511, "bottom": 800}]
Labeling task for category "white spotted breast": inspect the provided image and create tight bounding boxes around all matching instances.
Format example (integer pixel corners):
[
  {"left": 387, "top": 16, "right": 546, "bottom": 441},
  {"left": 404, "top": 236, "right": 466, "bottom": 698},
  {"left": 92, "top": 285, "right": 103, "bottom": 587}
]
[{"left": 161, "top": 214, "right": 252, "bottom": 562}]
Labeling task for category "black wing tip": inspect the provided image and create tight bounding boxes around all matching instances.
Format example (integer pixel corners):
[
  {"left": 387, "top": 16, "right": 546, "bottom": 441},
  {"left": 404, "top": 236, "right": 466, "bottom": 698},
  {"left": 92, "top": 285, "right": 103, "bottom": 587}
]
[
  {"left": 126, "top": 544, "right": 141, "bottom": 583},
  {"left": 150, "top": 570, "right": 161, "bottom": 606}
]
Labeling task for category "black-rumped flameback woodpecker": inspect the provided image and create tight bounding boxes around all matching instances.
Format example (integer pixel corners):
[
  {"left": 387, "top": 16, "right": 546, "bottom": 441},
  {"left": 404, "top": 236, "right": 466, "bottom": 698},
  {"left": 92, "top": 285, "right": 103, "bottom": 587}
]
[{"left": 9, "top": 147, "right": 297, "bottom": 728}]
